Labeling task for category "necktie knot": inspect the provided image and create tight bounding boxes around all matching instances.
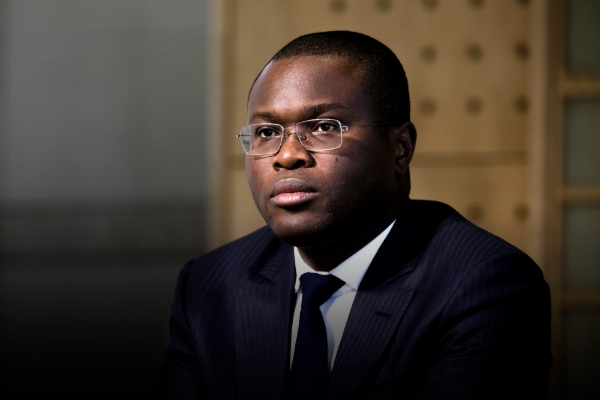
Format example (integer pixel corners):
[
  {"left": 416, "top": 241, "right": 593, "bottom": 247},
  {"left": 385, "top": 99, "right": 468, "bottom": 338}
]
[{"left": 299, "top": 273, "right": 345, "bottom": 308}]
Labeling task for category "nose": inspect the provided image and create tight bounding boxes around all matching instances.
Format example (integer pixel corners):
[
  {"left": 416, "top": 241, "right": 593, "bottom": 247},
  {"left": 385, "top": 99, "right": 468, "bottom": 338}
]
[
  {"left": 272, "top": 128, "right": 314, "bottom": 170},
  {"left": 282, "top": 125, "right": 307, "bottom": 140}
]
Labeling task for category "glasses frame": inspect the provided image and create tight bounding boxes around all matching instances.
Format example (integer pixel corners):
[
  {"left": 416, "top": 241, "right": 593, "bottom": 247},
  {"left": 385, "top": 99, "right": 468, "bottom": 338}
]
[{"left": 236, "top": 118, "right": 402, "bottom": 156}]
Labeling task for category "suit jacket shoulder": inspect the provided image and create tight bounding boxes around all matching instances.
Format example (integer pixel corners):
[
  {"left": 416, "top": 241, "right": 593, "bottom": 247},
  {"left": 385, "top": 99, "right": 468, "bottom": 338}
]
[
  {"left": 158, "top": 225, "right": 296, "bottom": 399},
  {"left": 353, "top": 200, "right": 550, "bottom": 399},
  {"left": 180, "top": 224, "right": 283, "bottom": 300}
]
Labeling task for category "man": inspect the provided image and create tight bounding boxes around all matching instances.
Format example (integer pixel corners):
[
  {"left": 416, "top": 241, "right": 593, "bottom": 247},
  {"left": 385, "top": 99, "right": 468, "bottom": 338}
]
[{"left": 157, "top": 31, "right": 551, "bottom": 399}]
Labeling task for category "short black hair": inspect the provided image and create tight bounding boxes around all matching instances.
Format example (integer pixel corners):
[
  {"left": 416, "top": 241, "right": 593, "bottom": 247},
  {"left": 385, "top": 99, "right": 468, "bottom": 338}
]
[{"left": 250, "top": 31, "right": 410, "bottom": 124}]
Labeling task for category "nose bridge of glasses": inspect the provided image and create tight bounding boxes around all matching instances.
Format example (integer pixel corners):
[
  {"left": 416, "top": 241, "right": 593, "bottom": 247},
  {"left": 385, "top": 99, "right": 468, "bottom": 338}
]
[{"left": 281, "top": 124, "right": 307, "bottom": 141}]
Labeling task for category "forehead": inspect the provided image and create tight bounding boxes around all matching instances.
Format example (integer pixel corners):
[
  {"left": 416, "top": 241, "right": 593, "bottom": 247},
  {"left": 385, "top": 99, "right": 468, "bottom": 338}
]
[{"left": 248, "top": 56, "right": 371, "bottom": 122}]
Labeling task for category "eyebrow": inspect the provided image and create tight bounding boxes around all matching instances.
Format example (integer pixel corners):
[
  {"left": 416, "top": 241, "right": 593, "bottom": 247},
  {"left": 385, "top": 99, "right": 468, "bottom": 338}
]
[
  {"left": 302, "top": 102, "right": 349, "bottom": 116},
  {"left": 249, "top": 102, "right": 350, "bottom": 123}
]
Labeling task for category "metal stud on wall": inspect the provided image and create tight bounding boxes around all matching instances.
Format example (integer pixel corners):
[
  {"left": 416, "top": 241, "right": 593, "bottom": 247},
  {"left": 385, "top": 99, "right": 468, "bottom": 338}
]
[
  {"left": 514, "top": 96, "right": 529, "bottom": 113},
  {"left": 330, "top": 0, "right": 346, "bottom": 13},
  {"left": 468, "top": 0, "right": 485, "bottom": 9},
  {"left": 466, "top": 97, "right": 483, "bottom": 115},
  {"left": 421, "top": 45, "right": 437, "bottom": 63},
  {"left": 420, "top": 98, "right": 437, "bottom": 116},
  {"left": 514, "top": 41, "right": 530, "bottom": 60},
  {"left": 375, "top": 0, "right": 392, "bottom": 12},
  {"left": 422, "top": 0, "right": 437, "bottom": 10},
  {"left": 466, "top": 43, "right": 484, "bottom": 62}
]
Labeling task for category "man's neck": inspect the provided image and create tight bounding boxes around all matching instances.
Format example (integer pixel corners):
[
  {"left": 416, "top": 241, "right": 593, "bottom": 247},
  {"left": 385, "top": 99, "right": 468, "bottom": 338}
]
[{"left": 296, "top": 206, "right": 400, "bottom": 272}]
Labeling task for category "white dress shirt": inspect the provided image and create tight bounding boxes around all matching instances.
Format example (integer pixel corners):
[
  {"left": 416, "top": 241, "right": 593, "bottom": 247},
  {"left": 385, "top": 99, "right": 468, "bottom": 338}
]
[{"left": 291, "top": 220, "right": 396, "bottom": 370}]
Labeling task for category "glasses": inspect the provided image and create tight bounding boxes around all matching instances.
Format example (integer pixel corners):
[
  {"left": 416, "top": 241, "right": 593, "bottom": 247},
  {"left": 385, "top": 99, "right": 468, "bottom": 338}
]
[
  {"left": 236, "top": 118, "right": 346, "bottom": 156},
  {"left": 236, "top": 118, "right": 401, "bottom": 156}
]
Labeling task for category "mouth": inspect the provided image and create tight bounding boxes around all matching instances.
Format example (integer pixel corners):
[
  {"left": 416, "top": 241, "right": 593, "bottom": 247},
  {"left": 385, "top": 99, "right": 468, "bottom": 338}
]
[{"left": 270, "top": 178, "right": 318, "bottom": 207}]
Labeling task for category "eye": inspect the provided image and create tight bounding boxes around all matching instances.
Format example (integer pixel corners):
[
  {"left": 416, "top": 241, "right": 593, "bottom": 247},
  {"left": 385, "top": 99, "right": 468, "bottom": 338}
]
[
  {"left": 255, "top": 126, "right": 281, "bottom": 139},
  {"left": 313, "top": 121, "right": 337, "bottom": 132}
]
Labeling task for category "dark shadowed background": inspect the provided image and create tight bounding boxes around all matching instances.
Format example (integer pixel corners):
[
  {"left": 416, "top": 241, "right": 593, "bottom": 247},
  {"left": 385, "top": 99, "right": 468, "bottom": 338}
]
[{"left": 0, "top": 1, "right": 211, "bottom": 398}]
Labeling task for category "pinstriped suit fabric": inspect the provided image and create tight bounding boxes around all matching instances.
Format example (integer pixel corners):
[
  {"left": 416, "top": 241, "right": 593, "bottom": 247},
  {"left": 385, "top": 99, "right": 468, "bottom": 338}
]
[{"left": 156, "top": 200, "right": 551, "bottom": 399}]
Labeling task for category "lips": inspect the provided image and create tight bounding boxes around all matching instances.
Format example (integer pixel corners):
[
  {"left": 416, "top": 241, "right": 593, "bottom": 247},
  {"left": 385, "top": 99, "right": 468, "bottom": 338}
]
[{"left": 271, "top": 178, "right": 318, "bottom": 207}]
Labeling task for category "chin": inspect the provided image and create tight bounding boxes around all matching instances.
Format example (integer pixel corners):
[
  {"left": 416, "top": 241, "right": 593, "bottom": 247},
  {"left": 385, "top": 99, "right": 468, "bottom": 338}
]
[
  {"left": 265, "top": 212, "right": 330, "bottom": 247},
  {"left": 266, "top": 214, "right": 337, "bottom": 248},
  {"left": 272, "top": 229, "right": 332, "bottom": 249}
]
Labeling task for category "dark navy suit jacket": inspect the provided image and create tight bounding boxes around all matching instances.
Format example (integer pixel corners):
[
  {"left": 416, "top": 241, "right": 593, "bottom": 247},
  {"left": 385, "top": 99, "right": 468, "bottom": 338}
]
[{"left": 157, "top": 200, "right": 551, "bottom": 399}]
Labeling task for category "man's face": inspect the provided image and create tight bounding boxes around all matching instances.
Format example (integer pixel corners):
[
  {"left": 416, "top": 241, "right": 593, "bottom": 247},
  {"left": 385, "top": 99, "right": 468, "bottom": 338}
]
[{"left": 246, "top": 56, "right": 401, "bottom": 248}]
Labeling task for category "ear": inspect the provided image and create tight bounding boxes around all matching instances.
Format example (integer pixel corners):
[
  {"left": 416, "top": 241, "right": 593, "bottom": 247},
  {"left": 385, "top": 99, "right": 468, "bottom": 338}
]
[{"left": 390, "top": 122, "right": 417, "bottom": 176}]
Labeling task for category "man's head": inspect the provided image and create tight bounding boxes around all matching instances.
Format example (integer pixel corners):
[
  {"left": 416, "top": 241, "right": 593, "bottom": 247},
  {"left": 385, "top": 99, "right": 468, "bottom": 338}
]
[
  {"left": 244, "top": 31, "right": 416, "bottom": 254},
  {"left": 250, "top": 31, "right": 411, "bottom": 124}
]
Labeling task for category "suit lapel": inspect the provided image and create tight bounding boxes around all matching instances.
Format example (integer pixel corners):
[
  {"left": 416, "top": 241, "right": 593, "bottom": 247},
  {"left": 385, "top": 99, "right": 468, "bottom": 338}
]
[
  {"left": 328, "top": 201, "right": 450, "bottom": 398},
  {"left": 234, "top": 240, "right": 295, "bottom": 399},
  {"left": 328, "top": 282, "right": 415, "bottom": 398}
]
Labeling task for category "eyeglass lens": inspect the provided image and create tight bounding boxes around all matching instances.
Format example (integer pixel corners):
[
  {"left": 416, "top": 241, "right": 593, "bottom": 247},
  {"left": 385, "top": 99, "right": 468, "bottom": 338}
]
[{"left": 239, "top": 119, "right": 343, "bottom": 155}]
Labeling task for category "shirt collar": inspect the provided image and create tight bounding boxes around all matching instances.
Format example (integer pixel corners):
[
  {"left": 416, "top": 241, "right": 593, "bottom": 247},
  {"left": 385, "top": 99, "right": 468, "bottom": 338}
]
[{"left": 293, "top": 220, "right": 396, "bottom": 292}]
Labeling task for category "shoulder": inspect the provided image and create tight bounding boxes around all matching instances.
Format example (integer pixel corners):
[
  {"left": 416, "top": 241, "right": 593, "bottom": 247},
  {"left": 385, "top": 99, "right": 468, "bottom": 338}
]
[
  {"left": 181, "top": 225, "right": 281, "bottom": 282},
  {"left": 169, "top": 225, "right": 291, "bottom": 326},
  {"left": 413, "top": 200, "right": 535, "bottom": 263},
  {"left": 400, "top": 202, "right": 551, "bottom": 399},
  {"left": 195, "top": 225, "right": 279, "bottom": 266},
  {"left": 408, "top": 200, "right": 545, "bottom": 290},
  {"left": 404, "top": 201, "right": 549, "bottom": 336}
]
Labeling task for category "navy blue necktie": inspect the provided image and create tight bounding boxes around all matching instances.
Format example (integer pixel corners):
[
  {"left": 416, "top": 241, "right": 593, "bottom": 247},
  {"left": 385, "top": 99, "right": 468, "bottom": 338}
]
[{"left": 290, "top": 273, "right": 345, "bottom": 400}]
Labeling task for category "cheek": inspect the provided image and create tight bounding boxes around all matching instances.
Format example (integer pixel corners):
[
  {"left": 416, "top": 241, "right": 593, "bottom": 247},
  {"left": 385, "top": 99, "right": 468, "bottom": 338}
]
[
  {"left": 246, "top": 162, "right": 268, "bottom": 210},
  {"left": 327, "top": 148, "right": 384, "bottom": 185},
  {"left": 324, "top": 149, "right": 395, "bottom": 203}
]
